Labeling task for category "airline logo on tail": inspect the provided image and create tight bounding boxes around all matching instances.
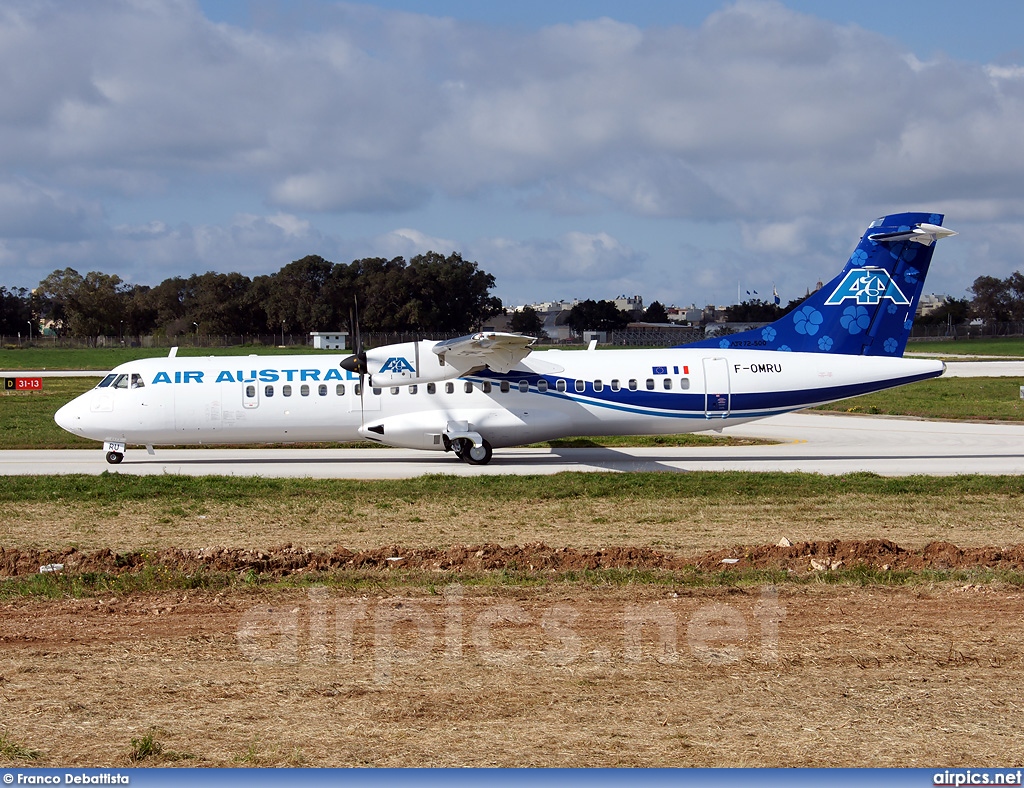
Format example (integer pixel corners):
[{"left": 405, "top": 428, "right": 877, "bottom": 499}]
[{"left": 825, "top": 268, "right": 911, "bottom": 307}]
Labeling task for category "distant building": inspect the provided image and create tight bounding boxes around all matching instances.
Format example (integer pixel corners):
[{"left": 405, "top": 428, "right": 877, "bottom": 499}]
[
  {"left": 613, "top": 295, "right": 644, "bottom": 316},
  {"left": 309, "top": 331, "right": 348, "bottom": 350},
  {"left": 916, "top": 294, "right": 944, "bottom": 316}
]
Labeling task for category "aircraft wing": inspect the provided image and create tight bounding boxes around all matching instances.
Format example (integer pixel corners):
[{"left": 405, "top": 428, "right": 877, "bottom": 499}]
[{"left": 433, "top": 332, "right": 536, "bottom": 374}]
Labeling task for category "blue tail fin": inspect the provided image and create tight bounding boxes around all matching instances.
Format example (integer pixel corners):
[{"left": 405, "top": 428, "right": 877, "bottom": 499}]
[{"left": 684, "top": 212, "right": 956, "bottom": 356}]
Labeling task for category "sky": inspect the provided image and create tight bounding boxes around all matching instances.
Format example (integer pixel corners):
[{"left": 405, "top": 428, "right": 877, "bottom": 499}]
[{"left": 2, "top": 0, "right": 1023, "bottom": 310}]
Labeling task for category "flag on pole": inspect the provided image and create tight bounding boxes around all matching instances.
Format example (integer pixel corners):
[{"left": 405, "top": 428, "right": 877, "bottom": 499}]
[{"left": 773, "top": 284, "right": 781, "bottom": 306}]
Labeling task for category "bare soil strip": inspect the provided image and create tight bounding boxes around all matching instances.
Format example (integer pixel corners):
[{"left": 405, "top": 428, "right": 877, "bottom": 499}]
[
  {"left": 2, "top": 538, "right": 1024, "bottom": 577},
  {"left": 1, "top": 584, "right": 1023, "bottom": 767}
]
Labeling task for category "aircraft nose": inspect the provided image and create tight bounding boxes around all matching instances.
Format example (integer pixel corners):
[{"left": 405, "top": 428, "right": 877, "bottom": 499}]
[{"left": 54, "top": 400, "right": 83, "bottom": 434}]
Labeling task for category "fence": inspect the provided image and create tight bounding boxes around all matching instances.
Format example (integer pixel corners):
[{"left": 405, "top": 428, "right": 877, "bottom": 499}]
[
  {"left": 908, "top": 322, "right": 1024, "bottom": 341},
  {"left": 4, "top": 323, "right": 1021, "bottom": 350}
]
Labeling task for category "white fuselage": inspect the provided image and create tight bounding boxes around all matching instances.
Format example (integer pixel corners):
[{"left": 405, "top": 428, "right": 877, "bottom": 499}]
[{"left": 54, "top": 348, "right": 945, "bottom": 451}]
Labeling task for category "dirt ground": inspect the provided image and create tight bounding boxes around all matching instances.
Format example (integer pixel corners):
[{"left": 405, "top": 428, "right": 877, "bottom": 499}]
[{"left": 1, "top": 539, "right": 1024, "bottom": 767}]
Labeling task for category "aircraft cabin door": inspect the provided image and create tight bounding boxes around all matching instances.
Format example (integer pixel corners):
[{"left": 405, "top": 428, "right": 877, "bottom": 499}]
[{"left": 703, "top": 357, "right": 731, "bottom": 418}]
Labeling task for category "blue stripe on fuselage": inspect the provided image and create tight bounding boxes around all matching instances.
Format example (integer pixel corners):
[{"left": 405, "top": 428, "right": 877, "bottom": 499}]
[{"left": 466, "top": 370, "right": 939, "bottom": 419}]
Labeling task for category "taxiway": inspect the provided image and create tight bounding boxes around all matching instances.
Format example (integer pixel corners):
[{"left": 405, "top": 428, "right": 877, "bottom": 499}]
[{"left": 6, "top": 412, "right": 1024, "bottom": 478}]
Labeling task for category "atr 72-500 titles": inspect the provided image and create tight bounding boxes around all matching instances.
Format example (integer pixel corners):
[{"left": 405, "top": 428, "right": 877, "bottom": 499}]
[{"left": 56, "top": 212, "right": 956, "bottom": 465}]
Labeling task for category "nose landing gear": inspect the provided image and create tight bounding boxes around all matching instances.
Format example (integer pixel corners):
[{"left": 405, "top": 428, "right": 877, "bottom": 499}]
[{"left": 103, "top": 441, "right": 126, "bottom": 465}]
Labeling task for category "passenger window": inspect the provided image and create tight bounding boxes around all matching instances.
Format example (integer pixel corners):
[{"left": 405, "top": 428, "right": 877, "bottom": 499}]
[
  {"left": 575, "top": 380, "right": 585, "bottom": 392},
  {"left": 409, "top": 385, "right": 417, "bottom": 395},
  {"left": 391, "top": 387, "right": 400, "bottom": 395},
  {"left": 594, "top": 380, "right": 603, "bottom": 392},
  {"left": 610, "top": 379, "right": 620, "bottom": 391},
  {"left": 538, "top": 379, "right": 548, "bottom": 392},
  {"left": 246, "top": 384, "right": 256, "bottom": 398},
  {"left": 354, "top": 384, "right": 361, "bottom": 396},
  {"left": 336, "top": 384, "right": 345, "bottom": 396},
  {"left": 131, "top": 374, "right": 145, "bottom": 389},
  {"left": 500, "top": 381, "right": 510, "bottom": 393},
  {"left": 265, "top": 385, "right": 274, "bottom": 397},
  {"left": 482, "top": 382, "right": 492, "bottom": 394},
  {"left": 628, "top": 379, "right": 638, "bottom": 391},
  {"left": 556, "top": 379, "right": 566, "bottom": 392},
  {"left": 519, "top": 380, "right": 529, "bottom": 393},
  {"left": 301, "top": 384, "right": 310, "bottom": 396},
  {"left": 646, "top": 379, "right": 655, "bottom": 390},
  {"left": 446, "top": 382, "right": 454, "bottom": 394},
  {"left": 680, "top": 378, "right": 690, "bottom": 390},
  {"left": 427, "top": 383, "right": 436, "bottom": 394},
  {"left": 464, "top": 381, "right": 473, "bottom": 394},
  {"left": 97, "top": 374, "right": 117, "bottom": 388},
  {"left": 663, "top": 379, "right": 672, "bottom": 390},
  {"left": 372, "top": 387, "right": 382, "bottom": 395},
  {"left": 319, "top": 384, "right": 327, "bottom": 396},
  {"left": 282, "top": 385, "right": 292, "bottom": 397}
]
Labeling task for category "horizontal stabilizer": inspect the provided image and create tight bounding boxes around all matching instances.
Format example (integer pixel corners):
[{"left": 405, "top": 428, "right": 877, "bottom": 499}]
[{"left": 868, "top": 223, "right": 957, "bottom": 247}]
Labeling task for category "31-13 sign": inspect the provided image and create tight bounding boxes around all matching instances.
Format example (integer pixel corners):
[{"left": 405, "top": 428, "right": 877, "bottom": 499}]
[{"left": 4, "top": 377, "right": 42, "bottom": 391}]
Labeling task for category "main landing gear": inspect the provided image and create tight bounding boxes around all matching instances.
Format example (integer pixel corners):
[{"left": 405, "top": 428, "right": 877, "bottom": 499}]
[
  {"left": 105, "top": 451, "right": 124, "bottom": 464},
  {"left": 449, "top": 437, "right": 493, "bottom": 465}
]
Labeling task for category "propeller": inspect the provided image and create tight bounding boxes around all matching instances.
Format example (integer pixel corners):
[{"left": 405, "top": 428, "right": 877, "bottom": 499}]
[{"left": 340, "top": 296, "right": 367, "bottom": 427}]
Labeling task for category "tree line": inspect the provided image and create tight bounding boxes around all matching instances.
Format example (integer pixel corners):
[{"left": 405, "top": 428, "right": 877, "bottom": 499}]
[
  {"left": 0, "top": 252, "right": 503, "bottom": 340},
  {"left": 3, "top": 261, "right": 1022, "bottom": 340}
]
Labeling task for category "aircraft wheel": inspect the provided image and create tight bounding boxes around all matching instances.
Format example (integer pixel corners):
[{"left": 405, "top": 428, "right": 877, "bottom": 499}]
[
  {"left": 464, "top": 440, "right": 493, "bottom": 465},
  {"left": 106, "top": 451, "right": 124, "bottom": 465},
  {"left": 451, "top": 439, "right": 467, "bottom": 460}
]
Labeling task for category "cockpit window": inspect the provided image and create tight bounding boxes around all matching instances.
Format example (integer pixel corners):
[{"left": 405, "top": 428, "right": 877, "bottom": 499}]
[
  {"left": 112, "top": 374, "right": 129, "bottom": 389},
  {"left": 131, "top": 373, "right": 145, "bottom": 389},
  {"left": 97, "top": 374, "right": 117, "bottom": 388}
]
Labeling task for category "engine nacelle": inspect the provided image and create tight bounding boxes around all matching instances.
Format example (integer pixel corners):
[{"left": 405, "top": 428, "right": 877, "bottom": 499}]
[
  {"left": 362, "top": 341, "right": 476, "bottom": 388},
  {"left": 352, "top": 333, "right": 536, "bottom": 387}
]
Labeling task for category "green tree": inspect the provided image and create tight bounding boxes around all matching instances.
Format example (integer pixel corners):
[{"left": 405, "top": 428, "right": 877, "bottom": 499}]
[
  {"left": 643, "top": 300, "right": 669, "bottom": 323},
  {"left": 0, "top": 286, "right": 32, "bottom": 335},
  {"left": 509, "top": 305, "right": 546, "bottom": 338},
  {"left": 567, "top": 300, "right": 631, "bottom": 334},
  {"left": 260, "top": 255, "right": 341, "bottom": 335},
  {"left": 916, "top": 296, "right": 971, "bottom": 327},
  {"left": 400, "top": 251, "right": 502, "bottom": 333},
  {"left": 726, "top": 299, "right": 785, "bottom": 323},
  {"left": 37, "top": 268, "right": 130, "bottom": 340}
]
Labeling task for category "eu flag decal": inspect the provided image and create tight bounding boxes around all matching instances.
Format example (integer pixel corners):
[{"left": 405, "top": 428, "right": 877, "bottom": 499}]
[{"left": 652, "top": 366, "right": 667, "bottom": 375}]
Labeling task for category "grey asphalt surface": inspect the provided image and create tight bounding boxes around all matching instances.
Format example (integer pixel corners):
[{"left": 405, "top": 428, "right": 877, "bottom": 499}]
[{"left": 5, "top": 412, "right": 1023, "bottom": 477}]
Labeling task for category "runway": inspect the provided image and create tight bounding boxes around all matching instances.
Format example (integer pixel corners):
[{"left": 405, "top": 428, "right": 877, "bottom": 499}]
[{"left": 8, "top": 412, "right": 1024, "bottom": 478}]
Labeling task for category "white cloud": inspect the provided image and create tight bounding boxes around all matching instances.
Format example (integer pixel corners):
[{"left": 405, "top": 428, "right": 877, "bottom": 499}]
[{"left": 0, "top": 0, "right": 1022, "bottom": 303}]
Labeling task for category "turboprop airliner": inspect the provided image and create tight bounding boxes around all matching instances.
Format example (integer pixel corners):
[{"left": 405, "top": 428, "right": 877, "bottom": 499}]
[{"left": 55, "top": 212, "right": 956, "bottom": 465}]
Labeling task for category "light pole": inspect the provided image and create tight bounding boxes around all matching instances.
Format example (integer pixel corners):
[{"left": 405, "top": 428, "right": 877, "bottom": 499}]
[
  {"left": 193, "top": 322, "right": 199, "bottom": 346},
  {"left": 27, "top": 321, "right": 31, "bottom": 342}
]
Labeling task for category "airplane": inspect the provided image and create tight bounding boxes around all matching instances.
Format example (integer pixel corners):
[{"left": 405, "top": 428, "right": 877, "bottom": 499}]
[{"left": 55, "top": 211, "right": 956, "bottom": 466}]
